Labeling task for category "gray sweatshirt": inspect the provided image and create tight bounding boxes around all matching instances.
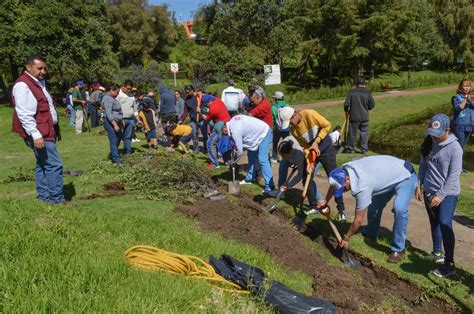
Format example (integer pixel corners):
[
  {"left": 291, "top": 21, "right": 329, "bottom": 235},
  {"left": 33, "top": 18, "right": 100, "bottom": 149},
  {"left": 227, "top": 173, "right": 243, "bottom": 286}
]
[
  {"left": 418, "top": 133, "right": 462, "bottom": 200},
  {"left": 101, "top": 93, "right": 123, "bottom": 123}
]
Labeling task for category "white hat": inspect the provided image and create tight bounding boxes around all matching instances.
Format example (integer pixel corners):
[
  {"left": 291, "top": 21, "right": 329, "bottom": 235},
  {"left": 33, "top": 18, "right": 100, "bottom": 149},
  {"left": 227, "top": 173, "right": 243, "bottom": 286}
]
[
  {"left": 273, "top": 91, "right": 284, "bottom": 99},
  {"left": 277, "top": 107, "right": 295, "bottom": 130}
]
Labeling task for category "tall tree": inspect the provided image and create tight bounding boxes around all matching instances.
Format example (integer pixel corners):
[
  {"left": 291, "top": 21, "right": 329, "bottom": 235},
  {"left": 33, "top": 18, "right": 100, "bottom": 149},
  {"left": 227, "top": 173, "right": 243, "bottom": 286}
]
[{"left": 0, "top": 0, "right": 117, "bottom": 95}]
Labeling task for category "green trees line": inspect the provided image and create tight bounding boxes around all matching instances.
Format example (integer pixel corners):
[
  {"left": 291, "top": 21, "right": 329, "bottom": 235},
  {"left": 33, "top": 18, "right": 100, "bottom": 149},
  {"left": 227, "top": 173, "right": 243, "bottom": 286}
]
[{"left": 0, "top": 0, "right": 472, "bottom": 95}]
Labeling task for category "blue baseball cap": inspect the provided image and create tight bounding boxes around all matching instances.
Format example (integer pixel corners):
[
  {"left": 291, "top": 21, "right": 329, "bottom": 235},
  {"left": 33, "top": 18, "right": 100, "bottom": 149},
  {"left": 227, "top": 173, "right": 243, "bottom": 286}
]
[
  {"left": 328, "top": 168, "right": 347, "bottom": 198},
  {"left": 76, "top": 80, "right": 86, "bottom": 87},
  {"left": 201, "top": 94, "right": 216, "bottom": 105},
  {"left": 426, "top": 113, "right": 450, "bottom": 138}
]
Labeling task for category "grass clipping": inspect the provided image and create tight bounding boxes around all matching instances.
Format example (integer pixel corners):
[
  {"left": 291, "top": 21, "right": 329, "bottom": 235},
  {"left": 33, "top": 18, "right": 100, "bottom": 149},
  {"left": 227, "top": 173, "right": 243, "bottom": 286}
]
[{"left": 121, "top": 153, "right": 216, "bottom": 202}]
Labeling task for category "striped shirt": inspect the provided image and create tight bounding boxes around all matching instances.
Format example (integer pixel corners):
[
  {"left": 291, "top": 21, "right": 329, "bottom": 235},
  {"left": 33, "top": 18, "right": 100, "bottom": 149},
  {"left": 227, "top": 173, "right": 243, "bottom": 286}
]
[{"left": 342, "top": 155, "right": 414, "bottom": 210}]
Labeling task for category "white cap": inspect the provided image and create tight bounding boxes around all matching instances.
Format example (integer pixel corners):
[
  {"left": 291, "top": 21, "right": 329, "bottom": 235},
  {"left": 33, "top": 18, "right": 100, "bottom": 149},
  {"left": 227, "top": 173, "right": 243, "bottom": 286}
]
[
  {"left": 273, "top": 91, "right": 284, "bottom": 99},
  {"left": 277, "top": 107, "right": 295, "bottom": 130}
]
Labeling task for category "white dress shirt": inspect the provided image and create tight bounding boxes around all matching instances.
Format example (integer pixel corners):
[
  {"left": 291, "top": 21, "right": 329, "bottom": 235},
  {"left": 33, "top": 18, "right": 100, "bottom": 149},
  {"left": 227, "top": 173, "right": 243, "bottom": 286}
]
[{"left": 12, "top": 72, "right": 57, "bottom": 140}]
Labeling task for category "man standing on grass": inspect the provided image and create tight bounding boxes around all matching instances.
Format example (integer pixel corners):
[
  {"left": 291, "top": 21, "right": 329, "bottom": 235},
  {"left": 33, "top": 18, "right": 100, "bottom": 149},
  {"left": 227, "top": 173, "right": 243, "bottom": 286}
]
[
  {"left": 277, "top": 107, "right": 347, "bottom": 226},
  {"left": 343, "top": 77, "right": 375, "bottom": 155},
  {"left": 319, "top": 155, "right": 417, "bottom": 263},
  {"left": 11, "top": 54, "right": 65, "bottom": 204},
  {"left": 116, "top": 80, "right": 141, "bottom": 154},
  {"left": 72, "top": 80, "right": 87, "bottom": 134}
]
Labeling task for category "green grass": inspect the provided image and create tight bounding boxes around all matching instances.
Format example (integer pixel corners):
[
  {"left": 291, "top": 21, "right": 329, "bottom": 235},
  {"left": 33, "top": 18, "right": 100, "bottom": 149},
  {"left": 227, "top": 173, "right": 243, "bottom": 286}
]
[{"left": 0, "top": 107, "right": 312, "bottom": 311}]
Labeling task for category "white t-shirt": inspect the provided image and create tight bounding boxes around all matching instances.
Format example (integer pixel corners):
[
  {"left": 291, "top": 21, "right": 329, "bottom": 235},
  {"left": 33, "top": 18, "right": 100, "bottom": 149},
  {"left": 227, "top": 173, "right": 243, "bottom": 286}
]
[
  {"left": 227, "top": 115, "right": 270, "bottom": 158},
  {"left": 221, "top": 86, "right": 245, "bottom": 112}
]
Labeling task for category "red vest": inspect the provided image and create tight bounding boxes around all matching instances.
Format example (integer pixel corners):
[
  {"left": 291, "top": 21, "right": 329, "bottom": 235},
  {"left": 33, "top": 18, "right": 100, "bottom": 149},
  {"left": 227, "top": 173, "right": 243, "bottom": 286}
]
[{"left": 11, "top": 72, "right": 60, "bottom": 141}]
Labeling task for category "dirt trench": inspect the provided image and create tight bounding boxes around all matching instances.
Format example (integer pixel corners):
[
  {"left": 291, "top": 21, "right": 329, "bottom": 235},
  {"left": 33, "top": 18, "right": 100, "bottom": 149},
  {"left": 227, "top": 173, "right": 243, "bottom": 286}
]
[{"left": 175, "top": 193, "right": 457, "bottom": 313}]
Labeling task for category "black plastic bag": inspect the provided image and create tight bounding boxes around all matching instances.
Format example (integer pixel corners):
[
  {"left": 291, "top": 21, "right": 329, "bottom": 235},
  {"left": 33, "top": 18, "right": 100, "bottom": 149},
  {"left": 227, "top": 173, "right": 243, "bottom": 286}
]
[{"left": 210, "top": 254, "right": 335, "bottom": 313}]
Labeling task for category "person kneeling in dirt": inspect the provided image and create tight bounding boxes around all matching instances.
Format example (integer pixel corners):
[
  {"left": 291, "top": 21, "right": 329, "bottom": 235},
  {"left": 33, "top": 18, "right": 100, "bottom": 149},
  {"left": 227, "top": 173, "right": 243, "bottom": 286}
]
[
  {"left": 164, "top": 121, "right": 193, "bottom": 156},
  {"left": 272, "top": 136, "right": 324, "bottom": 210},
  {"left": 319, "top": 155, "right": 417, "bottom": 263},
  {"left": 139, "top": 102, "right": 158, "bottom": 150},
  {"left": 277, "top": 107, "right": 347, "bottom": 224},
  {"left": 219, "top": 115, "right": 275, "bottom": 194}
]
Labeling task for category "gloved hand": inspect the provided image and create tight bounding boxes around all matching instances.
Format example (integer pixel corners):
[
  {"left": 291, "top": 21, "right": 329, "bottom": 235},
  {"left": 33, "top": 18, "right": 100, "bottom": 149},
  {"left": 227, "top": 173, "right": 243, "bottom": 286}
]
[{"left": 291, "top": 211, "right": 308, "bottom": 231}]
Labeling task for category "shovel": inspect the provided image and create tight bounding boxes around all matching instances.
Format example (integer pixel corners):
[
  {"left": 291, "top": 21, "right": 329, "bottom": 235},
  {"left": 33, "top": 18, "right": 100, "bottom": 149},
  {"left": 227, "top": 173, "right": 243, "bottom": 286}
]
[
  {"left": 264, "top": 165, "right": 298, "bottom": 213},
  {"left": 228, "top": 165, "right": 240, "bottom": 195},
  {"left": 321, "top": 206, "right": 360, "bottom": 268}
]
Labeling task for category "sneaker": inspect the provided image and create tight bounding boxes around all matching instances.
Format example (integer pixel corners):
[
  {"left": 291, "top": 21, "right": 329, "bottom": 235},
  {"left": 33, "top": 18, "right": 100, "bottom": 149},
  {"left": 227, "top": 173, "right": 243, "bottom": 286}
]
[
  {"left": 387, "top": 251, "right": 405, "bottom": 263},
  {"left": 337, "top": 210, "right": 347, "bottom": 223},
  {"left": 425, "top": 251, "right": 445, "bottom": 264},
  {"left": 207, "top": 163, "right": 219, "bottom": 170},
  {"left": 271, "top": 158, "right": 279, "bottom": 164},
  {"left": 240, "top": 179, "right": 253, "bottom": 185},
  {"left": 432, "top": 263, "right": 455, "bottom": 278},
  {"left": 306, "top": 208, "right": 320, "bottom": 215}
]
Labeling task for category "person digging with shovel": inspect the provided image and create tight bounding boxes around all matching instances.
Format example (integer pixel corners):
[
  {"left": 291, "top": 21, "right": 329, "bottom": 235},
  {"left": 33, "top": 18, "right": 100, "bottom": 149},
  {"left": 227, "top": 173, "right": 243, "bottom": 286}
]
[
  {"left": 318, "top": 155, "right": 418, "bottom": 263},
  {"left": 267, "top": 136, "right": 324, "bottom": 214},
  {"left": 277, "top": 107, "right": 347, "bottom": 227}
]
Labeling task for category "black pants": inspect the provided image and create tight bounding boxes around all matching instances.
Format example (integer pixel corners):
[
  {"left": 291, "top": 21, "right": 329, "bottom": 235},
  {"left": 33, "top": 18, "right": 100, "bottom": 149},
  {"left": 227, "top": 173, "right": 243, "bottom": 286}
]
[
  {"left": 88, "top": 104, "right": 99, "bottom": 128},
  {"left": 317, "top": 136, "right": 346, "bottom": 212},
  {"left": 348, "top": 120, "right": 369, "bottom": 153}
]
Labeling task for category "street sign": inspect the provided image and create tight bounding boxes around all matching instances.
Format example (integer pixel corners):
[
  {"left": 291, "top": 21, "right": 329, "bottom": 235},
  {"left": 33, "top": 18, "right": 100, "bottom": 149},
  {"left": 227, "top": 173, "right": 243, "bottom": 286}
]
[{"left": 170, "top": 63, "right": 179, "bottom": 73}]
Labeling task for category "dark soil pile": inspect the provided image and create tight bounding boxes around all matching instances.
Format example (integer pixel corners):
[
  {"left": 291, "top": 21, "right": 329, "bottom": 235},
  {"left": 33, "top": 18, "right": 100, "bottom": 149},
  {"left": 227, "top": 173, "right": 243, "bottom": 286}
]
[{"left": 175, "top": 194, "right": 458, "bottom": 312}]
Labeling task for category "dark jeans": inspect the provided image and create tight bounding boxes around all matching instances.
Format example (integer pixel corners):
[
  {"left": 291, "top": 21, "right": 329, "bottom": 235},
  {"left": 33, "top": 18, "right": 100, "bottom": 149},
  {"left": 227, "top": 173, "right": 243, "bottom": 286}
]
[
  {"left": 317, "top": 136, "right": 345, "bottom": 212},
  {"left": 25, "top": 138, "right": 65, "bottom": 203},
  {"left": 348, "top": 120, "right": 369, "bottom": 153},
  {"left": 453, "top": 127, "right": 471, "bottom": 150},
  {"left": 104, "top": 119, "right": 123, "bottom": 163},
  {"left": 200, "top": 120, "right": 209, "bottom": 153},
  {"left": 88, "top": 104, "right": 99, "bottom": 128},
  {"left": 272, "top": 128, "right": 290, "bottom": 158},
  {"left": 424, "top": 194, "right": 458, "bottom": 264}
]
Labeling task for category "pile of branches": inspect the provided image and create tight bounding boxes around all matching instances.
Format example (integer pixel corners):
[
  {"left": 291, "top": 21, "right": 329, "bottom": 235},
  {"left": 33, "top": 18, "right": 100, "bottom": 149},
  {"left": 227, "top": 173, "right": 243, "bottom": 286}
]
[{"left": 121, "top": 153, "right": 216, "bottom": 202}]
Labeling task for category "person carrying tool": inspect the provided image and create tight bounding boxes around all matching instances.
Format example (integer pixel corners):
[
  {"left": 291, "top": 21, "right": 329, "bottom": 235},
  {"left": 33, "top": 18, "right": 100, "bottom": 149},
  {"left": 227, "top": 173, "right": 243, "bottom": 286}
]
[
  {"left": 272, "top": 136, "right": 324, "bottom": 210},
  {"left": 277, "top": 107, "right": 347, "bottom": 226},
  {"left": 319, "top": 155, "right": 417, "bottom": 263},
  {"left": 219, "top": 115, "right": 275, "bottom": 194}
]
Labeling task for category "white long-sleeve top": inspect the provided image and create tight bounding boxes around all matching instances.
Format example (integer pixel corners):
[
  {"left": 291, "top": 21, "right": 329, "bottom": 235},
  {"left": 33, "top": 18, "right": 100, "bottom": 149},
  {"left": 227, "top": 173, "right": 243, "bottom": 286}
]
[
  {"left": 12, "top": 72, "right": 57, "bottom": 140},
  {"left": 227, "top": 115, "right": 269, "bottom": 159},
  {"left": 221, "top": 86, "right": 245, "bottom": 112}
]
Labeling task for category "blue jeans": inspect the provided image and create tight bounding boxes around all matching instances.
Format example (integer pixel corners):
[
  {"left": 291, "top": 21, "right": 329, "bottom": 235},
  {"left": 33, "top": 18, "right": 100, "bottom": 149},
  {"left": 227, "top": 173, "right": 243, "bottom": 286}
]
[
  {"left": 122, "top": 118, "right": 135, "bottom": 154},
  {"left": 453, "top": 126, "right": 471, "bottom": 150},
  {"left": 104, "top": 119, "right": 122, "bottom": 163},
  {"left": 27, "top": 139, "right": 64, "bottom": 203},
  {"left": 278, "top": 159, "right": 322, "bottom": 206},
  {"left": 67, "top": 104, "right": 75, "bottom": 125},
  {"left": 425, "top": 195, "right": 457, "bottom": 264},
  {"left": 245, "top": 129, "right": 274, "bottom": 191},
  {"left": 190, "top": 121, "right": 200, "bottom": 153},
  {"left": 207, "top": 131, "right": 219, "bottom": 167},
  {"left": 365, "top": 173, "right": 417, "bottom": 252}
]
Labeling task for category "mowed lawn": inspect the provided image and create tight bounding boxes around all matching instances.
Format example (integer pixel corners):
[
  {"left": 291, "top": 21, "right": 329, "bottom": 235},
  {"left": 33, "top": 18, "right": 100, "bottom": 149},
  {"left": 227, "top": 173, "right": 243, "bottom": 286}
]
[{"left": 0, "top": 106, "right": 312, "bottom": 312}]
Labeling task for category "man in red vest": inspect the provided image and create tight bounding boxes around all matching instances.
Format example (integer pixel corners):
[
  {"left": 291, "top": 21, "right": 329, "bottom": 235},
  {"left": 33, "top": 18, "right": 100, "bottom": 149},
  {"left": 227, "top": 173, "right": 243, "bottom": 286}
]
[{"left": 11, "top": 54, "right": 65, "bottom": 204}]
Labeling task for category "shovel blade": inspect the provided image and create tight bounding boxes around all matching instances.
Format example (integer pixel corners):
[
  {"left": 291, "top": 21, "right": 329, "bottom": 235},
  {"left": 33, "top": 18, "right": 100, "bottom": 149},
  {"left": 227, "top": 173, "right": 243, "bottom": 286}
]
[
  {"left": 265, "top": 203, "right": 278, "bottom": 213},
  {"left": 343, "top": 249, "right": 361, "bottom": 268}
]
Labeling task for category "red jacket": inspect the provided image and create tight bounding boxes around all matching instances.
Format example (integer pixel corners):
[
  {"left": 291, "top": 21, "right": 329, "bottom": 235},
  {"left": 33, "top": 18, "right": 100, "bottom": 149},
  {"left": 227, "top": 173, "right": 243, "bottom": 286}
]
[
  {"left": 205, "top": 98, "right": 231, "bottom": 124},
  {"left": 12, "top": 72, "right": 60, "bottom": 141},
  {"left": 249, "top": 98, "right": 273, "bottom": 128}
]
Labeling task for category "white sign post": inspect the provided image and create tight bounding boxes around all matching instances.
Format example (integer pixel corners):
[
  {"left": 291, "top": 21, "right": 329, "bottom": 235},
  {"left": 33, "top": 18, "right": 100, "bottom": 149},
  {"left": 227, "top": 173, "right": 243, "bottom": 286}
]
[
  {"left": 264, "top": 64, "right": 281, "bottom": 85},
  {"left": 170, "top": 63, "right": 179, "bottom": 87}
]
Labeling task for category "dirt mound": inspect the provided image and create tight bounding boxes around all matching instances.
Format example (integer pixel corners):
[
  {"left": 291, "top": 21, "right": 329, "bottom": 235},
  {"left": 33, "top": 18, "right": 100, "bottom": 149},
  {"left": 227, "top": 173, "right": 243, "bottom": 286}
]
[
  {"left": 104, "top": 181, "right": 125, "bottom": 191},
  {"left": 175, "top": 193, "right": 457, "bottom": 312}
]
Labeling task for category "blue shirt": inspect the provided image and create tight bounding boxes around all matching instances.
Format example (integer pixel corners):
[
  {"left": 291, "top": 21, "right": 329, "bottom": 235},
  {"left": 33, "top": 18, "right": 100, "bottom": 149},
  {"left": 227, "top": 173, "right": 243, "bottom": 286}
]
[{"left": 342, "top": 155, "right": 414, "bottom": 210}]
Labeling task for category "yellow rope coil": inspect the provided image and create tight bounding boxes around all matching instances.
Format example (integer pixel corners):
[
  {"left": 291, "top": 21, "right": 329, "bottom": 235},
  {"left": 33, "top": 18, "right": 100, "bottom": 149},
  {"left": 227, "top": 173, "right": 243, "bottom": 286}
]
[{"left": 124, "top": 245, "right": 249, "bottom": 294}]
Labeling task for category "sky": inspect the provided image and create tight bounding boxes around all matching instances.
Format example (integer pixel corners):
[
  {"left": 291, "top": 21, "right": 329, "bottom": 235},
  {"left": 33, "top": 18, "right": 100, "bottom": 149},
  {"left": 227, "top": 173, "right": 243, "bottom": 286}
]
[{"left": 148, "top": 0, "right": 212, "bottom": 22}]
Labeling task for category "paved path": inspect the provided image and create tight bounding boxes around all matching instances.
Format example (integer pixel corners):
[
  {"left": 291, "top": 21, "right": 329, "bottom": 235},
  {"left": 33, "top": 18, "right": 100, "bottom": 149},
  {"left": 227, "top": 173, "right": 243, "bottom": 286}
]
[
  {"left": 293, "top": 85, "right": 457, "bottom": 109},
  {"left": 238, "top": 154, "right": 474, "bottom": 270}
]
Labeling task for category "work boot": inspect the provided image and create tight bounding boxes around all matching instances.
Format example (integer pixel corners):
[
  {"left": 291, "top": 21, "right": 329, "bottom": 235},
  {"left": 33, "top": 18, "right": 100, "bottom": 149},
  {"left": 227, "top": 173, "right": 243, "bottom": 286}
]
[
  {"left": 291, "top": 211, "right": 308, "bottom": 231},
  {"left": 387, "top": 251, "right": 405, "bottom": 263}
]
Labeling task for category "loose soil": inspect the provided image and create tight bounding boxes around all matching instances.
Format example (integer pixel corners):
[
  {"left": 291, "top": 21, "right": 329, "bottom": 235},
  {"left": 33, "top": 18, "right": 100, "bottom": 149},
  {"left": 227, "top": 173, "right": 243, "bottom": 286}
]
[
  {"left": 77, "top": 181, "right": 127, "bottom": 200},
  {"left": 175, "top": 193, "right": 458, "bottom": 312}
]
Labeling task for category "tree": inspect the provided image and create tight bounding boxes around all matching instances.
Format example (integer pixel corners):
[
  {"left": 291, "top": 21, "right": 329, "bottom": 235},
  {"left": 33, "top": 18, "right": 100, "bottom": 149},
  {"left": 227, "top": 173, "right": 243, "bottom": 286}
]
[{"left": 0, "top": 0, "right": 118, "bottom": 96}]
